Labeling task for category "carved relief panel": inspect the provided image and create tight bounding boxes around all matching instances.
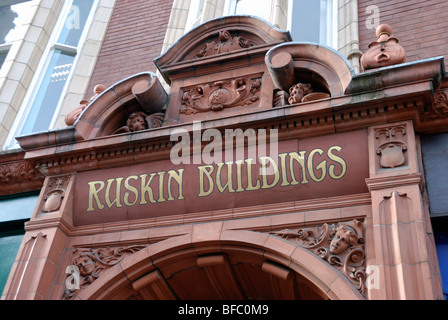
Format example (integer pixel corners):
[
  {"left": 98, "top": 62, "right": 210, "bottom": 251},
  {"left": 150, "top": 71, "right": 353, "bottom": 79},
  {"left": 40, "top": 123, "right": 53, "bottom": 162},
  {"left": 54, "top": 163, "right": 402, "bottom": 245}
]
[
  {"left": 36, "top": 175, "right": 72, "bottom": 216},
  {"left": 180, "top": 76, "right": 262, "bottom": 115},
  {"left": 368, "top": 121, "right": 418, "bottom": 177},
  {"left": 270, "top": 219, "right": 367, "bottom": 297},
  {"left": 62, "top": 245, "right": 146, "bottom": 300}
]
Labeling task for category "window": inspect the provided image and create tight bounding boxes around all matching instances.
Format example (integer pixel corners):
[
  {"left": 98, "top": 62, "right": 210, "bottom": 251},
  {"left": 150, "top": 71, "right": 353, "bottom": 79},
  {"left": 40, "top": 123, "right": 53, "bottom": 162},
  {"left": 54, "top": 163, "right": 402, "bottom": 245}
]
[
  {"left": 0, "top": 0, "right": 33, "bottom": 70},
  {"left": 288, "top": 0, "right": 337, "bottom": 48},
  {"left": 4, "top": 0, "right": 98, "bottom": 149},
  {"left": 0, "top": 192, "right": 38, "bottom": 294},
  {"left": 225, "top": 0, "right": 273, "bottom": 21},
  {"left": 185, "top": 0, "right": 206, "bottom": 30}
]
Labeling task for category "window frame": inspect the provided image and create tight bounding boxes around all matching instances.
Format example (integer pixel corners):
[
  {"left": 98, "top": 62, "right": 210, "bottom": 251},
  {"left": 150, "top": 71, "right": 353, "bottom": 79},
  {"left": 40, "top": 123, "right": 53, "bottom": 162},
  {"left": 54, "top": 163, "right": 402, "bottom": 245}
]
[
  {"left": 287, "top": 0, "right": 338, "bottom": 49},
  {"left": 4, "top": 0, "right": 99, "bottom": 150}
]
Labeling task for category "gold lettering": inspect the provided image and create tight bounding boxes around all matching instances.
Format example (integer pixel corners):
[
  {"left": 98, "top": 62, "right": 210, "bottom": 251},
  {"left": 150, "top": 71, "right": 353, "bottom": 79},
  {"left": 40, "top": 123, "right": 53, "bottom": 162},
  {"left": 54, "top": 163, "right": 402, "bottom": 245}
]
[
  {"left": 140, "top": 173, "right": 157, "bottom": 205},
  {"left": 216, "top": 162, "right": 235, "bottom": 194},
  {"left": 167, "top": 169, "right": 184, "bottom": 201},
  {"left": 259, "top": 156, "right": 280, "bottom": 189},
  {"left": 198, "top": 165, "right": 214, "bottom": 197},
  {"left": 328, "top": 146, "right": 347, "bottom": 180},
  {"left": 245, "top": 158, "right": 260, "bottom": 191},
  {"left": 234, "top": 160, "right": 245, "bottom": 192},
  {"left": 158, "top": 172, "right": 166, "bottom": 203},
  {"left": 87, "top": 181, "right": 105, "bottom": 212},
  {"left": 308, "top": 149, "right": 326, "bottom": 183},
  {"left": 289, "top": 151, "right": 309, "bottom": 185},
  {"left": 124, "top": 175, "right": 139, "bottom": 206},
  {"left": 278, "top": 153, "right": 290, "bottom": 187},
  {"left": 105, "top": 178, "right": 123, "bottom": 208}
]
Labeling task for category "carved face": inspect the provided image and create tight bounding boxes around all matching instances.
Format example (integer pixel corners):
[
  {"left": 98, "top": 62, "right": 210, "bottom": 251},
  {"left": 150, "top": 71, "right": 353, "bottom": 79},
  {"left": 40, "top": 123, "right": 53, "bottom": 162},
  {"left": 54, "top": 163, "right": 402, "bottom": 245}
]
[
  {"left": 288, "top": 83, "right": 313, "bottom": 104},
  {"left": 74, "top": 254, "right": 96, "bottom": 277},
  {"left": 330, "top": 226, "right": 358, "bottom": 255},
  {"left": 127, "top": 112, "right": 147, "bottom": 132}
]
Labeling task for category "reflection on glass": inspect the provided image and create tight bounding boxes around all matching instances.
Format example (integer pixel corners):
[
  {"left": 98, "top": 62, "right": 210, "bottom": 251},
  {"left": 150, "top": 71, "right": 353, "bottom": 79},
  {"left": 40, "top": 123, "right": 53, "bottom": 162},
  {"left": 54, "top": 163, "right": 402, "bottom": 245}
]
[
  {"left": 20, "top": 50, "right": 74, "bottom": 135},
  {"left": 0, "top": 231, "right": 25, "bottom": 294},
  {"left": 0, "top": 1, "right": 33, "bottom": 45},
  {"left": 233, "top": 0, "right": 271, "bottom": 21},
  {"left": 0, "top": 52, "right": 7, "bottom": 69},
  {"left": 56, "top": 0, "right": 94, "bottom": 47}
]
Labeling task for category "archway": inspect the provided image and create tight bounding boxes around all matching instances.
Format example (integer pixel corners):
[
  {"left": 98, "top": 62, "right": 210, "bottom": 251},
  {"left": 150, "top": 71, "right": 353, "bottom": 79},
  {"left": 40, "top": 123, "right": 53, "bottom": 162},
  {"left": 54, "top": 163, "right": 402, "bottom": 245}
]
[{"left": 72, "top": 228, "right": 364, "bottom": 300}]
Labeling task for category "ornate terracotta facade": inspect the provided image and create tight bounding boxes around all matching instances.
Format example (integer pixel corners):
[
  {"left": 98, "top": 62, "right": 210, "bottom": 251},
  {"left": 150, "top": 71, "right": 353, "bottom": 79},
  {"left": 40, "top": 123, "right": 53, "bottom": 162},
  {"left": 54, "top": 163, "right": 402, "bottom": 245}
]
[{"left": 1, "top": 16, "right": 446, "bottom": 301}]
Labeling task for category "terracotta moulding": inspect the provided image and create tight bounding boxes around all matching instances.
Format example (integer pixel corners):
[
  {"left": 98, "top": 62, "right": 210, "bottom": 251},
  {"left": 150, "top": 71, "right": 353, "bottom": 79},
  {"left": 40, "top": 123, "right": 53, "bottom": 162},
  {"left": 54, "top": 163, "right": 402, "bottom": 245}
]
[
  {"left": 360, "top": 24, "right": 406, "bottom": 72},
  {"left": 154, "top": 15, "right": 292, "bottom": 85}
]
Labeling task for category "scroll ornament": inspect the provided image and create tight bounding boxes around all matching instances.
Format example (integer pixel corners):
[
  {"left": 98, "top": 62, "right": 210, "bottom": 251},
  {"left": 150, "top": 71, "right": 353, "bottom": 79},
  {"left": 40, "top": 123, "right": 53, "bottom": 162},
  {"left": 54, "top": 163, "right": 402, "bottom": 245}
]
[
  {"left": 424, "top": 91, "right": 448, "bottom": 120},
  {"left": 270, "top": 219, "right": 367, "bottom": 296},
  {"left": 194, "top": 30, "right": 253, "bottom": 59},
  {"left": 62, "top": 245, "right": 146, "bottom": 300},
  {"left": 0, "top": 160, "right": 41, "bottom": 184},
  {"left": 180, "top": 77, "right": 262, "bottom": 115}
]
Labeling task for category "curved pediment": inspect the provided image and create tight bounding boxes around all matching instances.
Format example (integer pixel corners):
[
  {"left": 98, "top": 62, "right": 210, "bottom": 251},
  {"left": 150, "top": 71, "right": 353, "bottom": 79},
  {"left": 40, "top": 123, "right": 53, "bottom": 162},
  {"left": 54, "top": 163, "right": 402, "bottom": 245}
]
[
  {"left": 154, "top": 15, "right": 292, "bottom": 84},
  {"left": 265, "top": 42, "right": 355, "bottom": 101},
  {"left": 74, "top": 72, "right": 169, "bottom": 140}
]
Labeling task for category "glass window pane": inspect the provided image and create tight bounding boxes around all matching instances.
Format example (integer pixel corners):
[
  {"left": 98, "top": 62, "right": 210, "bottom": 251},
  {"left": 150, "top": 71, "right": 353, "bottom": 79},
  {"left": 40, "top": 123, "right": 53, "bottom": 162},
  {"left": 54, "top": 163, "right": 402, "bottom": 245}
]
[
  {"left": 56, "top": 0, "right": 95, "bottom": 47},
  {"left": 0, "top": 1, "right": 33, "bottom": 45},
  {"left": 0, "top": 51, "right": 7, "bottom": 69},
  {"left": 0, "top": 193, "right": 39, "bottom": 223},
  {"left": 0, "top": 230, "right": 25, "bottom": 295},
  {"left": 234, "top": 0, "right": 271, "bottom": 21},
  {"left": 20, "top": 50, "right": 74, "bottom": 135},
  {"left": 289, "top": 0, "right": 320, "bottom": 43}
]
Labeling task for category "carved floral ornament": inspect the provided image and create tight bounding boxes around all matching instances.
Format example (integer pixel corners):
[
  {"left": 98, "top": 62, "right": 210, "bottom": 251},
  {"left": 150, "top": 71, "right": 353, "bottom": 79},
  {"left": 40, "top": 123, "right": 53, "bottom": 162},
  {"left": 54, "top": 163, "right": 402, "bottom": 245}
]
[
  {"left": 62, "top": 245, "right": 146, "bottom": 300},
  {"left": 181, "top": 77, "right": 262, "bottom": 115},
  {"left": 0, "top": 160, "right": 42, "bottom": 184},
  {"left": 270, "top": 219, "right": 367, "bottom": 297},
  {"left": 425, "top": 90, "right": 448, "bottom": 120},
  {"left": 193, "top": 30, "right": 254, "bottom": 59}
]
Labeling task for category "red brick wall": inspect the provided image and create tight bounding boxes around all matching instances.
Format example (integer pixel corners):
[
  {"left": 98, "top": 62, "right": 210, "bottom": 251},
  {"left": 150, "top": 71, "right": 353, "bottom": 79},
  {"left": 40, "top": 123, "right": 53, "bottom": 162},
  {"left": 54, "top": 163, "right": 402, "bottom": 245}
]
[
  {"left": 358, "top": 0, "right": 448, "bottom": 70},
  {"left": 86, "top": 0, "right": 174, "bottom": 94}
]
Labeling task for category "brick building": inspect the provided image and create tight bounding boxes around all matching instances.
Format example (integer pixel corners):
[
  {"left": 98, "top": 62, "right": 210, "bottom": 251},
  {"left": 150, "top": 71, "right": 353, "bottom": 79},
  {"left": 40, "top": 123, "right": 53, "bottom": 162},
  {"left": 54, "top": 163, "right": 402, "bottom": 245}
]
[{"left": 0, "top": 0, "right": 447, "bottom": 301}]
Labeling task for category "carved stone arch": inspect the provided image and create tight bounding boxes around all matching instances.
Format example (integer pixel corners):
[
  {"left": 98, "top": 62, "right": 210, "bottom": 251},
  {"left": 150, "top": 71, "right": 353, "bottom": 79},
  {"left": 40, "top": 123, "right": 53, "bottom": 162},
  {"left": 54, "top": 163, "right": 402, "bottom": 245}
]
[
  {"left": 70, "top": 228, "right": 364, "bottom": 300},
  {"left": 73, "top": 72, "right": 169, "bottom": 140},
  {"left": 265, "top": 42, "right": 355, "bottom": 102},
  {"left": 154, "top": 15, "right": 292, "bottom": 85}
]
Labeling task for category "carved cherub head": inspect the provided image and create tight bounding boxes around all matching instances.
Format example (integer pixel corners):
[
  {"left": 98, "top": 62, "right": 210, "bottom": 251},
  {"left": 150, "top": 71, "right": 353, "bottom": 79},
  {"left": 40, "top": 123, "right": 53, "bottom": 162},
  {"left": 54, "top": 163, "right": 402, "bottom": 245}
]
[
  {"left": 288, "top": 83, "right": 313, "bottom": 104},
  {"left": 329, "top": 224, "right": 359, "bottom": 255},
  {"left": 126, "top": 112, "right": 148, "bottom": 132}
]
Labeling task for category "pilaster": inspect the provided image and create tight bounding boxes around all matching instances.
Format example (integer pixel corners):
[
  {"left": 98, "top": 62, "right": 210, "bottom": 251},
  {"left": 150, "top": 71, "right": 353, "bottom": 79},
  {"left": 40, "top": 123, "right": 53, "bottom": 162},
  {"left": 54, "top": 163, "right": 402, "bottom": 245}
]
[{"left": 365, "top": 120, "right": 443, "bottom": 299}]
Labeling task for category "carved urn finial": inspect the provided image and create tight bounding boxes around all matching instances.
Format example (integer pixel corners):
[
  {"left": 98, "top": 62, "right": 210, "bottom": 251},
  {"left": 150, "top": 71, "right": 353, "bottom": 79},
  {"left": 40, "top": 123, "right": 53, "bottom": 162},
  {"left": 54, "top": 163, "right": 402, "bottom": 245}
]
[
  {"left": 360, "top": 24, "right": 406, "bottom": 71},
  {"left": 65, "top": 84, "right": 106, "bottom": 126}
]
